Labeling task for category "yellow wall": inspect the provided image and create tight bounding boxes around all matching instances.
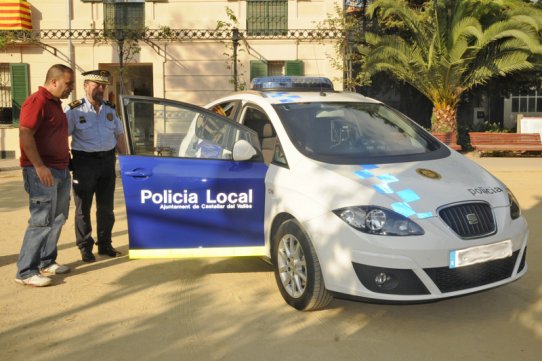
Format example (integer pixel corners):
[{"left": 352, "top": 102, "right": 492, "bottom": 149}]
[{"left": 0, "top": 0, "right": 344, "bottom": 156}]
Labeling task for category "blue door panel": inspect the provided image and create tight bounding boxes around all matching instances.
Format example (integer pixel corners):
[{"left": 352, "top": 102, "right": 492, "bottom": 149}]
[{"left": 120, "top": 155, "right": 267, "bottom": 250}]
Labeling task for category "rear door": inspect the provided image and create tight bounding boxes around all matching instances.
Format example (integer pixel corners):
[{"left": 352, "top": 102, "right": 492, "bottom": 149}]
[{"left": 119, "top": 96, "right": 267, "bottom": 258}]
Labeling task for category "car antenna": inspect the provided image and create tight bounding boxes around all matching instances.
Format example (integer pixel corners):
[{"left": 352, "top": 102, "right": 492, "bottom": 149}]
[{"left": 312, "top": 43, "right": 327, "bottom": 96}]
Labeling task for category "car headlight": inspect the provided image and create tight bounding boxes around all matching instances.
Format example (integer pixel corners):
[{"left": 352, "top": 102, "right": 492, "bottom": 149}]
[
  {"left": 333, "top": 206, "right": 424, "bottom": 236},
  {"left": 507, "top": 188, "right": 521, "bottom": 220}
]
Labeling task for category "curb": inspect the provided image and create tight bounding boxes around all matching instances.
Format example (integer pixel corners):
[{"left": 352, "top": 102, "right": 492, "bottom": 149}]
[
  {"left": 0, "top": 159, "right": 20, "bottom": 173},
  {"left": 0, "top": 167, "right": 20, "bottom": 173}
]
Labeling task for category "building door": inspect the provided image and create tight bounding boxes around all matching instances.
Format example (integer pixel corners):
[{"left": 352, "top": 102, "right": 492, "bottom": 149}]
[{"left": 101, "top": 63, "right": 153, "bottom": 110}]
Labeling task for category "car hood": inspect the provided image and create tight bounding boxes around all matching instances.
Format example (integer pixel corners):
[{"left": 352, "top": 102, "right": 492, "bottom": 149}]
[{"left": 301, "top": 152, "right": 510, "bottom": 219}]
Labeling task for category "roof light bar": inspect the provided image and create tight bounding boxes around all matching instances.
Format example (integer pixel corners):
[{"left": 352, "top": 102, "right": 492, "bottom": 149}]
[{"left": 250, "top": 76, "right": 334, "bottom": 91}]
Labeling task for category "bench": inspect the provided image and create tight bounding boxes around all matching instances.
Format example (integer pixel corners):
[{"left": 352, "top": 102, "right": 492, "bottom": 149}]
[
  {"left": 469, "top": 132, "right": 542, "bottom": 156},
  {"left": 432, "top": 132, "right": 461, "bottom": 151}
]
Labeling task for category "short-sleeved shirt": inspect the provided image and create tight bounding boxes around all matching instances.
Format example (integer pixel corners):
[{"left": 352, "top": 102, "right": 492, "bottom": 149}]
[
  {"left": 19, "top": 87, "right": 70, "bottom": 169},
  {"left": 66, "top": 97, "right": 124, "bottom": 152}
]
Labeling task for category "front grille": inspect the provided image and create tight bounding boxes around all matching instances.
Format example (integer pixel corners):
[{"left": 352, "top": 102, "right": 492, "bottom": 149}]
[
  {"left": 439, "top": 202, "right": 496, "bottom": 239},
  {"left": 424, "top": 250, "right": 518, "bottom": 293}
]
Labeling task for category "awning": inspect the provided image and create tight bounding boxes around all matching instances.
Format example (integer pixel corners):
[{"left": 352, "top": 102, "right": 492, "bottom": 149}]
[{"left": 0, "top": 1, "right": 32, "bottom": 30}]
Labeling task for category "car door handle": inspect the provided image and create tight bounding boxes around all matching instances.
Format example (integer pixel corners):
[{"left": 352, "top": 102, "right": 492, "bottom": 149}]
[{"left": 124, "top": 170, "right": 152, "bottom": 178}]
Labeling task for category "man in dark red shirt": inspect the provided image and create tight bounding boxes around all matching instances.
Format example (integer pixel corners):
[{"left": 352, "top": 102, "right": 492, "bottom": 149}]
[{"left": 16, "top": 64, "right": 75, "bottom": 287}]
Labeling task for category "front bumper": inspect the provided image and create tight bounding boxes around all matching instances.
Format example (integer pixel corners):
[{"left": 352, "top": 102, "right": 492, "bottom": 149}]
[
  {"left": 302, "top": 211, "right": 529, "bottom": 302},
  {"left": 352, "top": 248, "right": 526, "bottom": 296}
]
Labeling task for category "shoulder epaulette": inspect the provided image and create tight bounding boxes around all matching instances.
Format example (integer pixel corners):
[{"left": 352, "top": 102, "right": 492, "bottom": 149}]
[
  {"left": 104, "top": 100, "right": 116, "bottom": 109},
  {"left": 69, "top": 98, "right": 85, "bottom": 109}
]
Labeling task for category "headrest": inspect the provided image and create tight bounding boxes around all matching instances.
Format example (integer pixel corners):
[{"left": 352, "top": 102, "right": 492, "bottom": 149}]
[{"left": 263, "top": 123, "right": 274, "bottom": 137}]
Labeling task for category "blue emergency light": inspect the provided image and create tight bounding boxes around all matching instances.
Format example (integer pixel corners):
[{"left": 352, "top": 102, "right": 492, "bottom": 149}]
[{"left": 250, "top": 76, "right": 334, "bottom": 91}]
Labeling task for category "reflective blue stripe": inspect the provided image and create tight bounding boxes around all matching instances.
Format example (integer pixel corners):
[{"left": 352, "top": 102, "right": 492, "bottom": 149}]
[{"left": 355, "top": 164, "right": 434, "bottom": 219}]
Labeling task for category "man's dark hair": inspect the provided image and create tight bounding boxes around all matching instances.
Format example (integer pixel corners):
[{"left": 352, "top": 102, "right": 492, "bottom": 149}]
[{"left": 45, "top": 64, "right": 73, "bottom": 84}]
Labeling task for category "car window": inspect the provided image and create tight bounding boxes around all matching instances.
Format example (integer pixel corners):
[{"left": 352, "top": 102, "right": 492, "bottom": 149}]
[
  {"left": 272, "top": 141, "right": 288, "bottom": 167},
  {"left": 274, "top": 102, "right": 448, "bottom": 164},
  {"left": 122, "top": 97, "right": 260, "bottom": 160},
  {"left": 240, "top": 106, "right": 276, "bottom": 163},
  {"left": 211, "top": 101, "right": 239, "bottom": 120}
]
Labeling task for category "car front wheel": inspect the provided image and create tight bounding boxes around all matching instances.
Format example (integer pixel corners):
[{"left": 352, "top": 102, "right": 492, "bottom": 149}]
[{"left": 272, "top": 219, "right": 333, "bottom": 311}]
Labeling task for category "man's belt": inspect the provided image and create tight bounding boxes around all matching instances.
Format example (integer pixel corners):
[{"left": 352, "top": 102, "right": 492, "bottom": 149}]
[{"left": 72, "top": 148, "right": 116, "bottom": 158}]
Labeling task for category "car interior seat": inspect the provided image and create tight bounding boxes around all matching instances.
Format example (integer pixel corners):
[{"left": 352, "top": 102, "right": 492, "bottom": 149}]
[
  {"left": 261, "top": 123, "right": 276, "bottom": 164},
  {"left": 243, "top": 108, "right": 276, "bottom": 163}
]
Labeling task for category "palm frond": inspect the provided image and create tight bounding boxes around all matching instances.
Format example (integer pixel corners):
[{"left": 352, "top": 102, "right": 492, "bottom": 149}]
[{"left": 360, "top": 0, "right": 542, "bottom": 120}]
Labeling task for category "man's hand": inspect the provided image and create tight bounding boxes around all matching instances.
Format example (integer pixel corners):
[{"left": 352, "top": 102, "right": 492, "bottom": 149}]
[
  {"left": 116, "top": 134, "right": 128, "bottom": 155},
  {"left": 20, "top": 126, "right": 53, "bottom": 186},
  {"left": 35, "top": 164, "right": 54, "bottom": 187}
]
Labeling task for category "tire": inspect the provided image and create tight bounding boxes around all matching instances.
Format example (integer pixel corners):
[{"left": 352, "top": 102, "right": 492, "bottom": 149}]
[{"left": 272, "top": 219, "right": 333, "bottom": 311}]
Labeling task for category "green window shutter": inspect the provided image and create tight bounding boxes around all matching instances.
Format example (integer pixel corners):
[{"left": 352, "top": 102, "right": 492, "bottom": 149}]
[
  {"left": 10, "top": 63, "right": 29, "bottom": 128},
  {"left": 285, "top": 61, "right": 304, "bottom": 76},
  {"left": 250, "top": 61, "right": 268, "bottom": 80}
]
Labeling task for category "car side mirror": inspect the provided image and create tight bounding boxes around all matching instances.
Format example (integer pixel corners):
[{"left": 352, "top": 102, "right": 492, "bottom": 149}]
[{"left": 232, "top": 139, "right": 258, "bottom": 161}]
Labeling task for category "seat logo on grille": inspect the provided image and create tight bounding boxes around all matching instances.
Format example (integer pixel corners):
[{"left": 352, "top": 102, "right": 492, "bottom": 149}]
[{"left": 466, "top": 213, "right": 479, "bottom": 225}]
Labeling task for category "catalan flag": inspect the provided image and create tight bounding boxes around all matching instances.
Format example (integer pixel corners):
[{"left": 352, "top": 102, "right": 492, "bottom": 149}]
[{"left": 0, "top": 0, "right": 32, "bottom": 30}]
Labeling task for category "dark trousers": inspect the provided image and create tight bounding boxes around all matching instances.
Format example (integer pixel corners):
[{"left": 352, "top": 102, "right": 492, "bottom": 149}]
[{"left": 71, "top": 150, "right": 116, "bottom": 251}]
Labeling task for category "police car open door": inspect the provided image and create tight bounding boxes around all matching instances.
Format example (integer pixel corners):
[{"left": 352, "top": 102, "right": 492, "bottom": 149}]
[{"left": 118, "top": 96, "right": 267, "bottom": 258}]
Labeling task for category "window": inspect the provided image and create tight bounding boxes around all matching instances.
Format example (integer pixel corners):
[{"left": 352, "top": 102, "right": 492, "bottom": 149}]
[
  {"left": 211, "top": 101, "right": 240, "bottom": 120},
  {"left": 511, "top": 89, "right": 542, "bottom": 113},
  {"left": 240, "top": 106, "right": 276, "bottom": 163},
  {"left": 272, "top": 141, "right": 288, "bottom": 167},
  {"left": 0, "top": 64, "right": 11, "bottom": 125},
  {"left": 103, "top": 0, "right": 145, "bottom": 33},
  {"left": 274, "top": 102, "right": 441, "bottom": 164},
  {"left": 247, "top": 0, "right": 288, "bottom": 35},
  {"left": 0, "top": 63, "right": 29, "bottom": 126},
  {"left": 123, "top": 98, "right": 260, "bottom": 160},
  {"left": 249, "top": 60, "right": 304, "bottom": 80}
]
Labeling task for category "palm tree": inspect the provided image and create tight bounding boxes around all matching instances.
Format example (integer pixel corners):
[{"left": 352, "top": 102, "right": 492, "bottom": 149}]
[{"left": 360, "top": 0, "right": 542, "bottom": 134}]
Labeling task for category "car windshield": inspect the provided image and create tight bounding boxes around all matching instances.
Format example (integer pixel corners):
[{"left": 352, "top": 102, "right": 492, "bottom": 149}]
[{"left": 273, "top": 102, "right": 448, "bottom": 164}]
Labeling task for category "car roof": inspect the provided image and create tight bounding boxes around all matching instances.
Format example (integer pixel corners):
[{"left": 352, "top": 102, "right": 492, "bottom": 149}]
[{"left": 217, "top": 90, "right": 382, "bottom": 105}]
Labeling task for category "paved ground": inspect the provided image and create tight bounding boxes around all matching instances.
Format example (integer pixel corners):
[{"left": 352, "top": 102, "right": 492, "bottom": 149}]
[{"left": 0, "top": 155, "right": 541, "bottom": 361}]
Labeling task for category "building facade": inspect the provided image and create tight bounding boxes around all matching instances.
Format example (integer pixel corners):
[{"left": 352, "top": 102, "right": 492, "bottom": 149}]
[{"left": 0, "top": 0, "right": 345, "bottom": 158}]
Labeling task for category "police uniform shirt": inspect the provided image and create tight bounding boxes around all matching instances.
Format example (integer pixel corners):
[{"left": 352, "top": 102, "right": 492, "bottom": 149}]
[{"left": 66, "top": 97, "right": 124, "bottom": 152}]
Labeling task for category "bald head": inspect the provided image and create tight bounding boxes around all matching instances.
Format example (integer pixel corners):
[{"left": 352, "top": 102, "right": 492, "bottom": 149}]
[
  {"left": 45, "top": 64, "right": 74, "bottom": 85},
  {"left": 43, "top": 64, "right": 75, "bottom": 99}
]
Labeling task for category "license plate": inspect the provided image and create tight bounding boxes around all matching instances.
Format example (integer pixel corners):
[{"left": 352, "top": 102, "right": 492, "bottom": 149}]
[{"left": 449, "top": 240, "right": 512, "bottom": 269}]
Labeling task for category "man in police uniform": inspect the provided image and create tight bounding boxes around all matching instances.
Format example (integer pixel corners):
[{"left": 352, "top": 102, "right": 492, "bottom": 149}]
[{"left": 66, "top": 70, "right": 127, "bottom": 262}]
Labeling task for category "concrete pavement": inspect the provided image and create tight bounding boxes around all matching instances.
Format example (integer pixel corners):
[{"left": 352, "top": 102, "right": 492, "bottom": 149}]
[{"left": 1, "top": 153, "right": 541, "bottom": 361}]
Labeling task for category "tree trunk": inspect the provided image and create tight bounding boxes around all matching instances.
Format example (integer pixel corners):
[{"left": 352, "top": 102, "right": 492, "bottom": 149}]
[{"left": 431, "top": 104, "right": 457, "bottom": 135}]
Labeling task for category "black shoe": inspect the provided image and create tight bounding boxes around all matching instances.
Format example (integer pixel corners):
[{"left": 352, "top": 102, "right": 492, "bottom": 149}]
[
  {"left": 98, "top": 245, "right": 122, "bottom": 257},
  {"left": 80, "top": 248, "right": 96, "bottom": 263}
]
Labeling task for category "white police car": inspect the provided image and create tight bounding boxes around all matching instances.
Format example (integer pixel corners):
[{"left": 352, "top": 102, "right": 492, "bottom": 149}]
[{"left": 119, "top": 76, "right": 528, "bottom": 310}]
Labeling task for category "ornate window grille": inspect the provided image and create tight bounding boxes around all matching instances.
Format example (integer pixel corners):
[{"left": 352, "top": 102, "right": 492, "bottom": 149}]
[
  {"left": 103, "top": 0, "right": 145, "bottom": 32},
  {"left": 247, "top": 0, "right": 288, "bottom": 36}
]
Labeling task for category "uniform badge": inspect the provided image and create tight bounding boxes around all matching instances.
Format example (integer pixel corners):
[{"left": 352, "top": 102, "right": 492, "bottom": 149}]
[
  {"left": 79, "top": 116, "right": 86, "bottom": 124},
  {"left": 107, "top": 113, "right": 114, "bottom": 121}
]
